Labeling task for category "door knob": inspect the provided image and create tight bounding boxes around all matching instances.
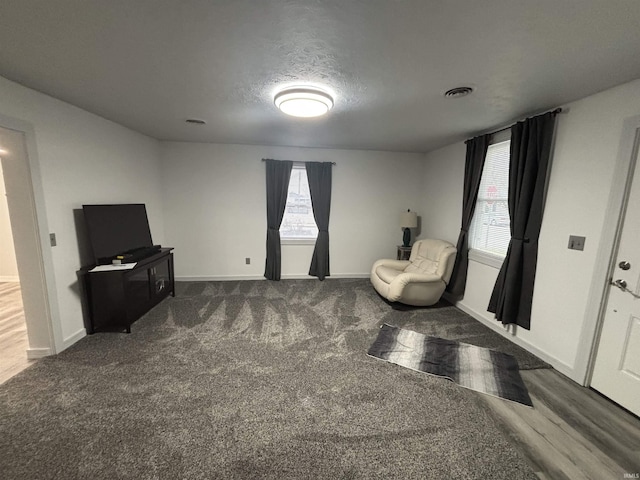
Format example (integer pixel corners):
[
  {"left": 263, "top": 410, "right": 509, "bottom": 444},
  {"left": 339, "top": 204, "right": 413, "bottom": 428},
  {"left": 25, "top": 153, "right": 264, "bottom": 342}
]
[
  {"left": 611, "top": 278, "right": 640, "bottom": 298},
  {"left": 614, "top": 279, "right": 628, "bottom": 290},
  {"left": 619, "top": 261, "right": 631, "bottom": 270}
]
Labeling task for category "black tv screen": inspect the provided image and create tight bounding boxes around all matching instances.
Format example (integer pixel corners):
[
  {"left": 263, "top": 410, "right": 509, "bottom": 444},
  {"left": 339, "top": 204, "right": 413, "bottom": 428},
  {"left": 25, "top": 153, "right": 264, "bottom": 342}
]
[{"left": 83, "top": 204, "right": 154, "bottom": 264}]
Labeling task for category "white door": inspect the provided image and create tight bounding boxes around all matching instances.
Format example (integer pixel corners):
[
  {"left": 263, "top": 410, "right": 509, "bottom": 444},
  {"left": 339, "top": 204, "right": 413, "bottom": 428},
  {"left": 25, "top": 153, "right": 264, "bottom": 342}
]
[{"left": 591, "top": 132, "right": 640, "bottom": 417}]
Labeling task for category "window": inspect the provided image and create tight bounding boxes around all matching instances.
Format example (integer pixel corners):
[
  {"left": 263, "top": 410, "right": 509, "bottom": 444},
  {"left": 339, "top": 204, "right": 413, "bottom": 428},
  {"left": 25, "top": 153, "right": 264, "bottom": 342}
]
[
  {"left": 280, "top": 165, "right": 318, "bottom": 241},
  {"left": 469, "top": 140, "right": 511, "bottom": 261}
]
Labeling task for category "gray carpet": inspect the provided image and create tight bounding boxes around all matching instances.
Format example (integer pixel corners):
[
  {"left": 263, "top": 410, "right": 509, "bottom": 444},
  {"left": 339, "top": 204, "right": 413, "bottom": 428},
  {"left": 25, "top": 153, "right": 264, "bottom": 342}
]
[{"left": 0, "top": 279, "right": 542, "bottom": 479}]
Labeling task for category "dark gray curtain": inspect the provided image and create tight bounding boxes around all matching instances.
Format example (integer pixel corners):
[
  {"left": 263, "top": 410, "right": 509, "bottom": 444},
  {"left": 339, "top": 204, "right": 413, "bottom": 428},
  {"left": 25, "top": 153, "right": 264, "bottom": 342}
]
[
  {"left": 264, "top": 159, "right": 293, "bottom": 281},
  {"left": 488, "top": 112, "right": 557, "bottom": 329},
  {"left": 447, "top": 134, "right": 491, "bottom": 297},
  {"left": 306, "top": 162, "right": 332, "bottom": 280}
]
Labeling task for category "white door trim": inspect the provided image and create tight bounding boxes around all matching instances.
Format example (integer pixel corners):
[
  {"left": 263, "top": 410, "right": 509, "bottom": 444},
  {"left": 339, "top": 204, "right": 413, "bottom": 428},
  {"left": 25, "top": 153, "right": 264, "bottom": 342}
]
[
  {"left": 0, "top": 114, "right": 63, "bottom": 355},
  {"left": 574, "top": 114, "right": 640, "bottom": 386}
]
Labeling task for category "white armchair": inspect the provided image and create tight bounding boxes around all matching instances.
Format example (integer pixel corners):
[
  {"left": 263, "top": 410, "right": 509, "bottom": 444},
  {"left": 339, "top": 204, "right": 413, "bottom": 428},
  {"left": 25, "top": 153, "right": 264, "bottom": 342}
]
[{"left": 370, "top": 239, "right": 457, "bottom": 306}]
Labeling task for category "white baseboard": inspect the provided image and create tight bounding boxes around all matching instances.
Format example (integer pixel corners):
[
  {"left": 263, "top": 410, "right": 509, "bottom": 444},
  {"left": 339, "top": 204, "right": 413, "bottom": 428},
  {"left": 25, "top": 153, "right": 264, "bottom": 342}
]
[
  {"left": 176, "top": 273, "right": 370, "bottom": 281},
  {"left": 324, "top": 273, "right": 370, "bottom": 279},
  {"left": 25, "top": 329, "right": 86, "bottom": 358},
  {"left": 455, "top": 301, "right": 576, "bottom": 380},
  {"left": 0, "top": 275, "right": 19, "bottom": 282},
  {"left": 176, "top": 275, "right": 265, "bottom": 281},
  {"left": 282, "top": 273, "right": 370, "bottom": 280},
  {"left": 27, "top": 347, "right": 52, "bottom": 359},
  {"left": 62, "top": 328, "right": 87, "bottom": 350}
]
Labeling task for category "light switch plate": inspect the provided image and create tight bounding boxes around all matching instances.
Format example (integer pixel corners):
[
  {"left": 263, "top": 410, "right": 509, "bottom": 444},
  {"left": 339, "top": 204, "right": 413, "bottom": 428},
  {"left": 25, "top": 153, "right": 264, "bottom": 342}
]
[
  {"left": 568, "top": 235, "right": 585, "bottom": 251},
  {"left": 49, "top": 233, "right": 57, "bottom": 247}
]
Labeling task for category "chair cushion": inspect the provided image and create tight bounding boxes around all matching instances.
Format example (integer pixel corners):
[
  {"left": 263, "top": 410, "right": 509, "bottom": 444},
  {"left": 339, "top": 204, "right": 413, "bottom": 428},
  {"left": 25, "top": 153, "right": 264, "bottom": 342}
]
[
  {"left": 404, "top": 239, "right": 454, "bottom": 276},
  {"left": 404, "top": 257, "right": 438, "bottom": 275},
  {"left": 376, "top": 265, "right": 403, "bottom": 284}
]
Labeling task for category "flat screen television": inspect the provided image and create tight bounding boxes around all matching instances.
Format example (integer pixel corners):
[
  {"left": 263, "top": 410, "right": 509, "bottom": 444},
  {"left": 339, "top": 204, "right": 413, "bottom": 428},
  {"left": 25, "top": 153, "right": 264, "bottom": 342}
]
[{"left": 83, "top": 204, "right": 154, "bottom": 265}]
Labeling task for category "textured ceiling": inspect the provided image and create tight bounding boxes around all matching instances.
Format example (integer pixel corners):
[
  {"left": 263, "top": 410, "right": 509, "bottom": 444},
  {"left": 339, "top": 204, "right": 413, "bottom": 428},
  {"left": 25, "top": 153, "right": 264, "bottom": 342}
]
[{"left": 1, "top": 0, "right": 640, "bottom": 153}]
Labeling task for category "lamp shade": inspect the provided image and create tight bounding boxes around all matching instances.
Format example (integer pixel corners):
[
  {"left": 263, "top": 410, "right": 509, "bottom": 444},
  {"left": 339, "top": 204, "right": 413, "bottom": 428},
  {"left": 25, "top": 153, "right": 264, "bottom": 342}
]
[{"left": 400, "top": 211, "right": 418, "bottom": 228}]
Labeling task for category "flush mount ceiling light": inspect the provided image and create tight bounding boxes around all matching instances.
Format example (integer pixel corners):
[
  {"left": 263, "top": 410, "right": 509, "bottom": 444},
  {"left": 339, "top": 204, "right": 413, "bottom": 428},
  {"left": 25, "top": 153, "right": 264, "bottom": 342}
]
[
  {"left": 444, "top": 86, "right": 474, "bottom": 98},
  {"left": 274, "top": 87, "right": 334, "bottom": 118}
]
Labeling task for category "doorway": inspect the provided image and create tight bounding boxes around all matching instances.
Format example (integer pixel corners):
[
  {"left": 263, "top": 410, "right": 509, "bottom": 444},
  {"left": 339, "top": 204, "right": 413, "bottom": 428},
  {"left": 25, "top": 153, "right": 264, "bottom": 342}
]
[
  {"left": 0, "top": 122, "right": 60, "bottom": 382},
  {"left": 591, "top": 126, "right": 640, "bottom": 417},
  {"left": 0, "top": 157, "right": 33, "bottom": 383}
]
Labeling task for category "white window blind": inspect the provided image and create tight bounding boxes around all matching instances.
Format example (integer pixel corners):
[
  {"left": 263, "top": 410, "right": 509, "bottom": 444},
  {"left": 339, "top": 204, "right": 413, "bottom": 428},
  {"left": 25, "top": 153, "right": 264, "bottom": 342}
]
[
  {"left": 280, "top": 165, "right": 318, "bottom": 240},
  {"left": 469, "top": 140, "right": 511, "bottom": 259}
]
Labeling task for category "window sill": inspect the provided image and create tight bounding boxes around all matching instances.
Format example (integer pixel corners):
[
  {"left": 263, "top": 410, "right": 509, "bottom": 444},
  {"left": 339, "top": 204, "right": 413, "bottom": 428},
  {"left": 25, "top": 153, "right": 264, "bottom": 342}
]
[
  {"left": 281, "top": 238, "right": 317, "bottom": 245},
  {"left": 468, "top": 249, "right": 505, "bottom": 269}
]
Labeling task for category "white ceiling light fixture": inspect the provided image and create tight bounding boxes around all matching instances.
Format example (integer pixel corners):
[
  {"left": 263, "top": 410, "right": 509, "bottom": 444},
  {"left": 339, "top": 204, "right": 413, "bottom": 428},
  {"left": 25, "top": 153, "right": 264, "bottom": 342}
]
[{"left": 274, "top": 87, "right": 334, "bottom": 118}]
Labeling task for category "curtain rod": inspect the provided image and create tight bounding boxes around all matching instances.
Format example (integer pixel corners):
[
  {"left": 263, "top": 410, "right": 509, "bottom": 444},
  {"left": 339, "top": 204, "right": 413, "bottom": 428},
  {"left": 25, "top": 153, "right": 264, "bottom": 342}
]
[
  {"left": 468, "top": 107, "right": 563, "bottom": 143},
  {"left": 262, "top": 159, "right": 336, "bottom": 165}
]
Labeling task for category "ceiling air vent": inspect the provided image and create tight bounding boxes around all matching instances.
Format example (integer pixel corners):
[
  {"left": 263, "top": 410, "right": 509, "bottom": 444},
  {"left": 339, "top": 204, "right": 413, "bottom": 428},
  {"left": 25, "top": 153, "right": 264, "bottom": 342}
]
[
  {"left": 444, "top": 87, "right": 473, "bottom": 98},
  {"left": 185, "top": 119, "right": 206, "bottom": 125}
]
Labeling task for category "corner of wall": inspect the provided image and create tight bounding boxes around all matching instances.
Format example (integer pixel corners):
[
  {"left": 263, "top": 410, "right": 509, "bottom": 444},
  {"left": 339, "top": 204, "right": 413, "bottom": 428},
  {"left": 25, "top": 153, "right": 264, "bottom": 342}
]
[{"left": 454, "top": 299, "right": 577, "bottom": 380}]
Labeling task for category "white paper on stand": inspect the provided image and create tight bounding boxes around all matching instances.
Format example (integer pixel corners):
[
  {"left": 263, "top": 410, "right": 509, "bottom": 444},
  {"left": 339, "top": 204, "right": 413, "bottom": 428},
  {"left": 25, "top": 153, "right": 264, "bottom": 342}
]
[{"left": 89, "top": 263, "right": 137, "bottom": 272}]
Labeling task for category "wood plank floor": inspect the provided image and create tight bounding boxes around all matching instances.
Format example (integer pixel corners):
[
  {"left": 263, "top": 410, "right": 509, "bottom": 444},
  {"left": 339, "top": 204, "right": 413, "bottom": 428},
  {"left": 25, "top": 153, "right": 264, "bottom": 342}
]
[
  {"left": 481, "top": 368, "right": 640, "bottom": 479},
  {"left": 0, "top": 282, "right": 35, "bottom": 384}
]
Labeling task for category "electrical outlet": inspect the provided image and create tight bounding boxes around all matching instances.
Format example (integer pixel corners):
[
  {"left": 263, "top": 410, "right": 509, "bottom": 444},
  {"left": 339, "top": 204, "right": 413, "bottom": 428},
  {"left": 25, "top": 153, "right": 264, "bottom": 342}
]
[
  {"left": 49, "top": 233, "right": 57, "bottom": 247},
  {"left": 245, "top": 257, "right": 251, "bottom": 265},
  {"left": 568, "top": 235, "right": 585, "bottom": 251}
]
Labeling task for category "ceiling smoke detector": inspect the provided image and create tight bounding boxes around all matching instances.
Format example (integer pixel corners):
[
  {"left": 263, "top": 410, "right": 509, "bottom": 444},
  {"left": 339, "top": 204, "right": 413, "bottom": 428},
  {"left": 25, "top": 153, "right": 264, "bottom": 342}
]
[
  {"left": 444, "top": 87, "right": 474, "bottom": 98},
  {"left": 274, "top": 87, "right": 334, "bottom": 118}
]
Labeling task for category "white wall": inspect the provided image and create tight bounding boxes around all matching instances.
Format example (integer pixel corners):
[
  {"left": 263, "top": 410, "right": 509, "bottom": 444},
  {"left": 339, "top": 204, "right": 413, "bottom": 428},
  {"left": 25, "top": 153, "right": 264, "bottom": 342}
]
[
  {"left": 4, "top": 65, "right": 637, "bottom": 370},
  {"left": 160, "top": 142, "right": 424, "bottom": 279},
  {"left": 0, "top": 75, "right": 164, "bottom": 348},
  {"left": 421, "top": 79, "right": 640, "bottom": 380},
  {"left": 419, "top": 142, "right": 466, "bottom": 243},
  {"left": 0, "top": 161, "right": 19, "bottom": 281}
]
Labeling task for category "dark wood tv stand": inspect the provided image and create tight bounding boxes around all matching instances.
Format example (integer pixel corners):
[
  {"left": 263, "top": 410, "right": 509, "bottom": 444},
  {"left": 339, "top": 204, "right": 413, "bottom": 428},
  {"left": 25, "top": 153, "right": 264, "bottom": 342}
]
[{"left": 85, "top": 248, "right": 175, "bottom": 334}]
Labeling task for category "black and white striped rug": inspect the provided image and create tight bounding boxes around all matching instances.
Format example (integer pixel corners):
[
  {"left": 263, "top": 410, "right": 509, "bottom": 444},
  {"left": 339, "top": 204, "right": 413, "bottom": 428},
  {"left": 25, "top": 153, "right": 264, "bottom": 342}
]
[{"left": 368, "top": 324, "right": 533, "bottom": 407}]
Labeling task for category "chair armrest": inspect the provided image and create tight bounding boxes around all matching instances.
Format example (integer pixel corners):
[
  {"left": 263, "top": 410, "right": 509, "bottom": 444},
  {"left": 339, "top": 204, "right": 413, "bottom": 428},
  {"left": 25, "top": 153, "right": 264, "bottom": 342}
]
[
  {"left": 372, "top": 259, "right": 411, "bottom": 271},
  {"left": 385, "top": 272, "right": 444, "bottom": 302},
  {"left": 392, "top": 272, "right": 442, "bottom": 287}
]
